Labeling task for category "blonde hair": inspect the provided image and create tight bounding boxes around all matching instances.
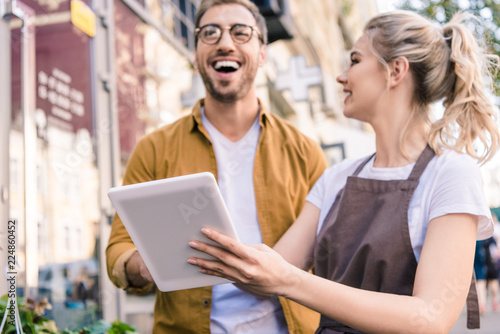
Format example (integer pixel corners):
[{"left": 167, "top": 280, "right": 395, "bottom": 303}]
[{"left": 364, "top": 10, "right": 499, "bottom": 163}]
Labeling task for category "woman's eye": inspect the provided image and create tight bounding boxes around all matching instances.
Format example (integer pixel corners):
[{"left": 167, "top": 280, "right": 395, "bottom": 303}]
[{"left": 350, "top": 58, "right": 359, "bottom": 65}]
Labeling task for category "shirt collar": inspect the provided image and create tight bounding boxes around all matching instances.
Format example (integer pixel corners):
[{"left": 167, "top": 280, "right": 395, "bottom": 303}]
[{"left": 190, "top": 98, "right": 274, "bottom": 135}]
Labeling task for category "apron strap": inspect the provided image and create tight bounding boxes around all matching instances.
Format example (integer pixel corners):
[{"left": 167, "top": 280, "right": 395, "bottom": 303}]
[
  {"left": 352, "top": 153, "right": 376, "bottom": 177},
  {"left": 407, "top": 145, "right": 435, "bottom": 182},
  {"left": 466, "top": 272, "right": 480, "bottom": 329},
  {"left": 353, "top": 145, "right": 435, "bottom": 181}
]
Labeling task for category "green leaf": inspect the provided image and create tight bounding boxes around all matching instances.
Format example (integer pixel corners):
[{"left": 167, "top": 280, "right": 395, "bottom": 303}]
[
  {"left": 87, "top": 319, "right": 111, "bottom": 334},
  {"left": 107, "top": 319, "right": 137, "bottom": 333},
  {"left": 0, "top": 294, "right": 137, "bottom": 333}
]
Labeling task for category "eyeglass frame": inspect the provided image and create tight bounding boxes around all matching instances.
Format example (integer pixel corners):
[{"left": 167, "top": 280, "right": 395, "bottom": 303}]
[{"left": 195, "top": 23, "right": 264, "bottom": 46}]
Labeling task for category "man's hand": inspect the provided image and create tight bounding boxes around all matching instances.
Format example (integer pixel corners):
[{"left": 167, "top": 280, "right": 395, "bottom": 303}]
[{"left": 125, "top": 251, "right": 154, "bottom": 288}]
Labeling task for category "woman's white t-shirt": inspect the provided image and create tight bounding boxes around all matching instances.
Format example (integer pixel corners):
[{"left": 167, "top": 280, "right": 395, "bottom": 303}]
[{"left": 306, "top": 149, "right": 494, "bottom": 261}]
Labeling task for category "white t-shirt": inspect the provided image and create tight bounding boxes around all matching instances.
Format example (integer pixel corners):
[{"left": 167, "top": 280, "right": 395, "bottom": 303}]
[
  {"left": 201, "top": 109, "right": 288, "bottom": 334},
  {"left": 306, "top": 149, "right": 494, "bottom": 261}
]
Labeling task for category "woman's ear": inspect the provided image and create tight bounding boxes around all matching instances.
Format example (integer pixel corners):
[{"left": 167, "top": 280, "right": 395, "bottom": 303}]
[{"left": 389, "top": 56, "right": 410, "bottom": 88}]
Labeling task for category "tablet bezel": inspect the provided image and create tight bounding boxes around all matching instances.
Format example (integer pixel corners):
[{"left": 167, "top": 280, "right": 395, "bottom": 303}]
[{"left": 108, "top": 172, "right": 238, "bottom": 292}]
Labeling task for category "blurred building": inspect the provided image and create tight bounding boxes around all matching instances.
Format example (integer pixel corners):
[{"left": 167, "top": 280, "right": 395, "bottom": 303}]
[{"left": 0, "top": 0, "right": 377, "bottom": 331}]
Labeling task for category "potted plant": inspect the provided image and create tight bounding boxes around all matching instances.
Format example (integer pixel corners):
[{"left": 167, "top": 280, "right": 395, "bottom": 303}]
[{"left": 0, "top": 295, "right": 136, "bottom": 334}]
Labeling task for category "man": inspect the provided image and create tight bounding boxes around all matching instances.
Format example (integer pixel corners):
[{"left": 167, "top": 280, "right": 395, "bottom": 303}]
[{"left": 106, "top": 0, "right": 326, "bottom": 332}]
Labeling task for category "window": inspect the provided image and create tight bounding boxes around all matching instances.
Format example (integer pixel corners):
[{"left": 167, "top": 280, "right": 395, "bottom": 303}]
[
  {"left": 64, "top": 226, "right": 70, "bottom": 252},
  {"left": 10, "top": 158, "right": 19, "bottom": 190},
  {"left": 173, "top": 0, "right": 199, "bottom": 50},
  {"left": 137, "top": 0, "right": 201, "bottom": 51},
  {"left": 37, "top": 163, "right": 46, "bottom": 195}
]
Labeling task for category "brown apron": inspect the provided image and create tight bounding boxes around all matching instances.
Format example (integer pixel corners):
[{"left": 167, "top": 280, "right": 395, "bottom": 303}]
[{"left": 313, "top": 146, "right": 479, "bottom": 334}]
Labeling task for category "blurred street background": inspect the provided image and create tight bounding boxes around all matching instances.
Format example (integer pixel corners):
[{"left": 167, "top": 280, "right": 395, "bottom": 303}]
[
  {"left": 451, "top": 307, "right": 500, "bottom": 334},
  {"left": 0, "top": 0, "right": 499, "bottom": 332}
]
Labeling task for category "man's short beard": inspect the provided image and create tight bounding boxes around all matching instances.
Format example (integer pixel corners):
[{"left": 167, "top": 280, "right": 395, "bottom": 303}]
[
  {"left": 197, "top": 59, "right": 258, "bottom": 103},
  {"left": 205, "top": 79, "right": 239, "bottom": 103}
]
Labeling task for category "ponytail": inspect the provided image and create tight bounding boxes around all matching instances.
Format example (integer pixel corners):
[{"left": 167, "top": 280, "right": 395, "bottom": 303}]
[
  {"left": 429, "top": 12, "right": 499, "bottom": 163},
  {"left": 365, "top": 11, "right": 499, "bottom": 163}
]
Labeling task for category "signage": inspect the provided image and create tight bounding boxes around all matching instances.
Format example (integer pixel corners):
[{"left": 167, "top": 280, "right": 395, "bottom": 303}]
[
  {"left": 71, "top": 0, "right": 96, "bottom": 38},
  {"left": 11, "top": 0, "right": 93, "bottom": 135},
  {"left": 37, "top": 68, "right": 86, "bottom": 131}
]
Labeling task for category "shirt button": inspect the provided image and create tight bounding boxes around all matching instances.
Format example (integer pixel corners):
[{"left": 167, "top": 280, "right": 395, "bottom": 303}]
[{"left": 203, "top": 300, "right": 210, "bottom": 307}]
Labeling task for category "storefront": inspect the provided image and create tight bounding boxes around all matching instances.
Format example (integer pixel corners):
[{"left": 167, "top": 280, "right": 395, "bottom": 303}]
[{"left": 1, "top": 0, "right": 104, "bottom": 329}]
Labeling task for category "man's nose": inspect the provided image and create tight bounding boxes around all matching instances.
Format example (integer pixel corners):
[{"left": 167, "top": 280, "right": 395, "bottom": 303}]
[{"left": 217, "top": 29, "right": 235, "bottom": 51}]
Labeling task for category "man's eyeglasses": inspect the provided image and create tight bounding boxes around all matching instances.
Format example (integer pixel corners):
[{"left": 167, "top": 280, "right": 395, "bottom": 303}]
[{"left": 195, "top": 24, "right": 263, "bottom": 45}]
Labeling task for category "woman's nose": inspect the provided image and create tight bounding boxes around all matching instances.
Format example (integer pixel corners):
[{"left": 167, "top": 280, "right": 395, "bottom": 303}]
[{"left": 336, "top": 71, "right": 347, "bottom": 84}]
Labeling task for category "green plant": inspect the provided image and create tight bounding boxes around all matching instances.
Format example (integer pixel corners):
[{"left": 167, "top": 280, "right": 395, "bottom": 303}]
[
  {"left": 61, "top": 319, "right": 136, "bottom": 334},
  {"left": 0, "top": 295, "right": 136, "bottom": 334},
  {"left": 0, "top": 295, "right": 58, "bottom": 333}
]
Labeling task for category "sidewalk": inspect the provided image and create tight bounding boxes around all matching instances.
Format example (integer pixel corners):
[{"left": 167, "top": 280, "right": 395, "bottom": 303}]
[{"left": 450, "top": 307, "right": 500, "bottom": 334}]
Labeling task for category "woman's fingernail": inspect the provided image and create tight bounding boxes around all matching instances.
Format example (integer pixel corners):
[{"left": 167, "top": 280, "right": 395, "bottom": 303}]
[
  {"left": 201, "top": 228, "right": 211, "bottom": 236},
  {"left": 187, "top": 258, "right": 197, "bottom": 265},
  {"left": 189, "top": 241, "right": 199, "bottom": 248},
  {"left": 200, "top": 269, "right": 207, "bottom": 274}
]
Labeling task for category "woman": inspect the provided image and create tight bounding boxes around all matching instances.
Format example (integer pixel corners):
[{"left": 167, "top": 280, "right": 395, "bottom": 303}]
[{"left": 187, "top": 10, "right": 500, "bottom": 333}]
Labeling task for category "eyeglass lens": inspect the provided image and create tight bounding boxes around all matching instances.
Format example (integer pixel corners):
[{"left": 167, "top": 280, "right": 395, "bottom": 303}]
[{"left": 199, "top": 24, "right": 254, "bottom": 44}]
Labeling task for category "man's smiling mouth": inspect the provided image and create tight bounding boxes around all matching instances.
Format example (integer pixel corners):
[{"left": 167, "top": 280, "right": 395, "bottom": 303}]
[{"left": 213, "top": 60, "right": 241, "bottom": 73}]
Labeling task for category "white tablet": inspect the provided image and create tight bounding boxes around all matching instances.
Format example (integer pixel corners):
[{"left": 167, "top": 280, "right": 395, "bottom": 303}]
[{"left": 107, "top": 172, "right": 239, "bottom": 292}]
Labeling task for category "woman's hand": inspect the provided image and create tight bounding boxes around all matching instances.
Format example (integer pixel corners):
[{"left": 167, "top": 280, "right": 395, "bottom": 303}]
[{"left": 187, "top": 228, "right": 303, "bottom": 298}]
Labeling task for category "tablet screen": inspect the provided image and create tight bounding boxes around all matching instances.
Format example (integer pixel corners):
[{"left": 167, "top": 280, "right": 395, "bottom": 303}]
[{"left": 108, "top": 172, "right": 239, "bottom": 291}]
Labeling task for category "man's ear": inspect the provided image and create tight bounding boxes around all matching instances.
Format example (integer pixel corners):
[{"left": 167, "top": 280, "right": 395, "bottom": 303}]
[
  {"left": 258, "top": 44, "right": 267, "bottom": 67},
  {"left": 389, "top": 56, "right": 410, "bottom": 88},
  {"left": 194, "top": 53, "right": 199, "bottom": 71}
]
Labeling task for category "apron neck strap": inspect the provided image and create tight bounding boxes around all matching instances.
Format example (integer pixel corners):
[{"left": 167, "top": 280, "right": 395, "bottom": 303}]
[
  {"left": 352, "top": 153, "right": 376, "bottom": 177},
  {"left": 353, "top": 145, "right": 435, "bottom": 180},
  {"left": 407, "top": 145, "right": 435, "bottom": 182}
]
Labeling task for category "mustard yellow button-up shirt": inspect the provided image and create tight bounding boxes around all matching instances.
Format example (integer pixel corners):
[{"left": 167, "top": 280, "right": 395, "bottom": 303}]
[{"left": 106, "top": 99, "right": 327, "bottom": 333}]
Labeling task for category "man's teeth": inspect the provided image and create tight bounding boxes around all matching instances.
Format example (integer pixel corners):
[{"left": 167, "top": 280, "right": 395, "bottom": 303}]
[{"left": 214, "top": 61, "right": 240, "bottom": 70}]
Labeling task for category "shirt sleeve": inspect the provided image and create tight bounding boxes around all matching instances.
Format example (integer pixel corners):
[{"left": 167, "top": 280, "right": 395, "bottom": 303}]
[
  {"left": 106, "top": 134, "right": 158, "bottom": 292},
  {"left": 306, "top": 171, "right": 326, "bottom": 210},
  {"left": 429, "top": 153, "right": 493, "bottom": 240},
  {"left": 110, "top": 248, "right": 155, "bottom": 294},
  {"left": 306, "top": 141, "right": 328, "bottom": 191},
  {"left": 305, "top": 158, "right": 359, "bottom": 210}
]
